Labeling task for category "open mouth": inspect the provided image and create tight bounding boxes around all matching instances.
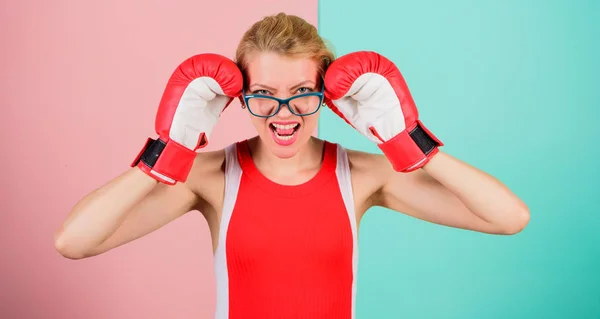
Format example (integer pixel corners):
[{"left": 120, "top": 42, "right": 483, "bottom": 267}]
[{"left": 270, "top": 122, "right": 300, "bottom": 144}]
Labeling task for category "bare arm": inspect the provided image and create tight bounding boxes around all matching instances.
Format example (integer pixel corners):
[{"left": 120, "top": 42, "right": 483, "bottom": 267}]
[
  {"left": 365, "top": 151, "right": 529, "bottom": 235},
  {"left": 53, "top": 151, "right": 223, "bottom": 259}
]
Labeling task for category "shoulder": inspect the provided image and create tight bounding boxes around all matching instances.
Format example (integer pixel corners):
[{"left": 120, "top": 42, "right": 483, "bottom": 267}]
[
  {"left": 329, "top": 143, "right": 394, "bottom": 207},
  {"left": 184, "top": 143, "right": 237, "bottom": 210},
  {"left": 335, "top": 144, "right": 393, "bottom": 179},
  {"left": 192, "top": 147, "right": 227, "bottom": 176},
  {"left": 339, "top": 144, "right": 434, "bottom": 207}
]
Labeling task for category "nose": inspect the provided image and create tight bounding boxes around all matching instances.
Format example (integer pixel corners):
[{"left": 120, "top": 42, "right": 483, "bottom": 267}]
[{"left": 276, "top": 103, "right": 293, "bottom": 118}]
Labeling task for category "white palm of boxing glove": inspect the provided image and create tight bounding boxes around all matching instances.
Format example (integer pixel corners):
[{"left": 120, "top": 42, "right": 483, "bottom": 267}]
[
  {"left": 169, "top": 77, "right": 233, "bottom": 149},
  {"left": 324, "top": 51, "right": 443, "bottom": 172}
]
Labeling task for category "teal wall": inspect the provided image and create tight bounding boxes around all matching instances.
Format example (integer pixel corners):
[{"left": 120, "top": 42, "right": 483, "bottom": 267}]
[{"left": 318, "top": 1, "right": 600, "bottom": 318}]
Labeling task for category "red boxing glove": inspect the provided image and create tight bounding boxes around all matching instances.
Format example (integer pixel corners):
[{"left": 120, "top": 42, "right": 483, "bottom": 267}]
[
  {"left": 324, "top": 51, "right": 443, "bottom": 172},
  {"left": 131, "top": 53, "right": 243, "bottom": 185}
]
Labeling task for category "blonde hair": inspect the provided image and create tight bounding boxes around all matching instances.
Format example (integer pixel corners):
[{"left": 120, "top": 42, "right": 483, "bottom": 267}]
[{"left": 235, "top": 12, "right": 335, "bottom": 84}]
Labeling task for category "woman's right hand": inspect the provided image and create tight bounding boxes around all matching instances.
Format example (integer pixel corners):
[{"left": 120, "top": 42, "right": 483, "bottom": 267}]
[
  {"left": 131, "top": 53, "right": 242, "bottom": 185},
  {"left": 54, "top": 53, "right": 241, "bottom": 259}
]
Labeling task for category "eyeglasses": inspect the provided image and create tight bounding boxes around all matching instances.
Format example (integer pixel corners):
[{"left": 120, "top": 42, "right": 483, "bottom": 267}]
[{"left": 242, "top": 83, "right": 325, "bottom": 118}]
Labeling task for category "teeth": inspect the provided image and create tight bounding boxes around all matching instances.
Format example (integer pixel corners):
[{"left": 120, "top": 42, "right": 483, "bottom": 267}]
[
  {"left": 271, "top": 123, "right": 299, "bottom": 142},
  {"left": 272, "top": 123, "right": 298, "bottom": 130},
  {"left": 274, "top": 131, "right": 296, "bottom": 140}
]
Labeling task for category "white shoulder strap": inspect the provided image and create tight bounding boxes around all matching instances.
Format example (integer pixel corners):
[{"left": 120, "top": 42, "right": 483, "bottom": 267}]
[
  {"left": 214, "top": 143, "right": 242, "bottom": 319},
  {"left": 334, "top": 143, "right": 359, "bottom": 319}
]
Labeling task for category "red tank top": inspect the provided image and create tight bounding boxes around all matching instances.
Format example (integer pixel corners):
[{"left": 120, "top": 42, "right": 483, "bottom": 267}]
[{"left": 213, "top": 139, "right": 358, "bottom": 319}]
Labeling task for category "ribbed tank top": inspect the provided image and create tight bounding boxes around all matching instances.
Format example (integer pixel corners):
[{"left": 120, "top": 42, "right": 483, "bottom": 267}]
[{"left": 212, "top": 139, "right": 358, "bottom": 319}]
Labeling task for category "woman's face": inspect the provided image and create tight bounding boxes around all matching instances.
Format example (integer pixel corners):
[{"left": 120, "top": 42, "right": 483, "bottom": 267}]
[{"left": 243, "top": 51, "right": 322, "bottom": 159}]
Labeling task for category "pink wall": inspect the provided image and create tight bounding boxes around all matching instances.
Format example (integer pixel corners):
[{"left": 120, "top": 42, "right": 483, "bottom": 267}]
[{"left": 0, "top": 1, "right": 317, "bottom": 318}]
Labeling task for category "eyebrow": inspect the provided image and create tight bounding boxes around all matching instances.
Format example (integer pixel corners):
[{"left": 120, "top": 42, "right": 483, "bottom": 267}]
[
  {"left": 249, "top": 83, "right": 277, "bottom": 91},
  {"left": 249, "top": 80, "right": 317, "bottom": 92},
  {"left": 290, "top": 80, "right": 316, "bottom": 90}
]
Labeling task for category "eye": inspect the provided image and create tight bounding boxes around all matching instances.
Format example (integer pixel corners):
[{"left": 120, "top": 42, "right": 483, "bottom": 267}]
[
  {"left": 297, "top": 87, "right": 314, "bottom": 94},
  {"left": 250, "top": 89, "right": 270, "bottom": 95}
]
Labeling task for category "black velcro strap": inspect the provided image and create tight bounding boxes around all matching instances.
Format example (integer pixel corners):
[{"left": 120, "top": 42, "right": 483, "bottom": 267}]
[
  {"left": 410, "top": 123, "right": 439, "bottom": 155},
  {"left": 140, "top": 138, "right": 166, "bottom": 168}
]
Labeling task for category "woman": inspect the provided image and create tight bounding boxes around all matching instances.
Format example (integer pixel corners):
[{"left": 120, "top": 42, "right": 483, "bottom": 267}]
[{"left": 55, "top": 12, "right": 529, "bottom": 318}]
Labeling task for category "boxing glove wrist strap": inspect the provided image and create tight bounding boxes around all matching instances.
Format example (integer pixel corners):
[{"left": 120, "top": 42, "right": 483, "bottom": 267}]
[
  {"left": 409, "top": 123, "right": 440, "bottom": 155},
  {"left": 377, "top": 120, "right": 443, "bottom": 173},
  {"left": 131, "top": 137, "right": 196, "bottom": 185}
]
